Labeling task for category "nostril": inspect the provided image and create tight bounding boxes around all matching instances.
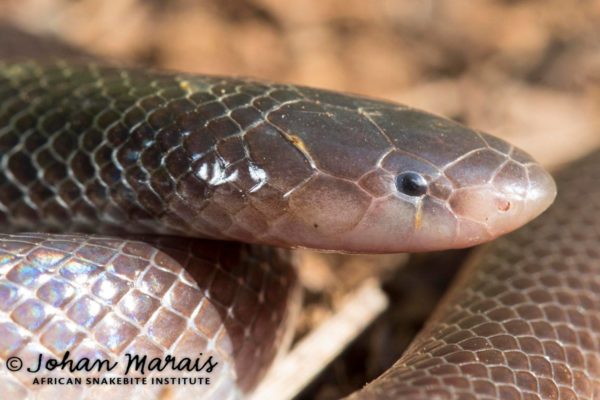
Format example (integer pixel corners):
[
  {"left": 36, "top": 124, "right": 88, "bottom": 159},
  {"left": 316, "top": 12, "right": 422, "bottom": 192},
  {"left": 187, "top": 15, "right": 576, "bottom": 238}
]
[{"left": 497, "top": 199, "right": 511, "bottom": 212}]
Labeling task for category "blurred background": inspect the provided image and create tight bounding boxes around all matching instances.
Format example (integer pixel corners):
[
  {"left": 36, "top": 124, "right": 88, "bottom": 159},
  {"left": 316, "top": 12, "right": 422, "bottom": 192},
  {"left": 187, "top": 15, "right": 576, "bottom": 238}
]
[{"left": 2, "top": 1, "right": 600, "bottom": 398}]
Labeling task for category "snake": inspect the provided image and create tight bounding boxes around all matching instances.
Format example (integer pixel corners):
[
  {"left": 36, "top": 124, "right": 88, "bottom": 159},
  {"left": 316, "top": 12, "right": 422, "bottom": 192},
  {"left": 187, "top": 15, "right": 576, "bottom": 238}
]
[{"left": 0, "top": 23, "right": 571, "bottom": 400}]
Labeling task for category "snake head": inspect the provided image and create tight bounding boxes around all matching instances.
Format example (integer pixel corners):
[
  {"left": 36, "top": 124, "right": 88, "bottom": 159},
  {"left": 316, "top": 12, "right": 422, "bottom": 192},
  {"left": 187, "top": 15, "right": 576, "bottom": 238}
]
[{"left": 256, "top": 87, "right": 556, "bottom": 252}]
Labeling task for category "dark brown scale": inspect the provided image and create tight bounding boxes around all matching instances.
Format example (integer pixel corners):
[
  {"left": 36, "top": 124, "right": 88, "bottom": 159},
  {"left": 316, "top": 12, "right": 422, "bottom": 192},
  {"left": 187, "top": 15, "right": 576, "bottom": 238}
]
[
  {"left": 231, "top": 106, "right": 264, "bottom": 129},
  {"left": 7, "top": 152, "right": 37, "bottom": 184}
]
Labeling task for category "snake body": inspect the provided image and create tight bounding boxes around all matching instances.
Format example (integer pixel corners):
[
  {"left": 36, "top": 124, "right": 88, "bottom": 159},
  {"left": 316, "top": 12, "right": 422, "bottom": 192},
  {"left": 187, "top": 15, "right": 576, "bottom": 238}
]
[
  {"left": 0, "top": 234, "right": 298, "bottom": 399},
  {"left": 0, "top": 26, "right": 560, "bottom": 399}
]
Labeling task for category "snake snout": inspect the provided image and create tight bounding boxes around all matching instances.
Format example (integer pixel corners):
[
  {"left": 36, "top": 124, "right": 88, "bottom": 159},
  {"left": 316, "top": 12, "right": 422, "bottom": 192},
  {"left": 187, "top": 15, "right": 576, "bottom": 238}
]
[
  {"left": 521, "top": 163, "right": 557, "bottom": 221},
  {"left": 448, "top": 147, "right": 556, "bottom": 246}
]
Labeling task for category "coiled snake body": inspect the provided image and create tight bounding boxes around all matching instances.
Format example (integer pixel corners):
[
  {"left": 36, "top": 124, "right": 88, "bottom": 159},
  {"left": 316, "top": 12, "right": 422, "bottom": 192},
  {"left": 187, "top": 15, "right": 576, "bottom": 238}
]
[{"left": 0, "top": 26, "right": 584, "bottom": 400}]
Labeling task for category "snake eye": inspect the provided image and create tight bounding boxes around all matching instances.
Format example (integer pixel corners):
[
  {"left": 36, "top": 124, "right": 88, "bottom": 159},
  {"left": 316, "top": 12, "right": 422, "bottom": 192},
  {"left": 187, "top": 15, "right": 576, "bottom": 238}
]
[{"left": 395, "top": 172, "right": 428, "bottom": 197}]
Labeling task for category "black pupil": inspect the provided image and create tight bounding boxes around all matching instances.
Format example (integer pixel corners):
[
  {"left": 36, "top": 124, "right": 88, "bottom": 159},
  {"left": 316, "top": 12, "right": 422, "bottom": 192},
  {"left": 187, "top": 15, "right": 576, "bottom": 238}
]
[{"left": 395, "top": 172, "right": 427, "bottom": 197}]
